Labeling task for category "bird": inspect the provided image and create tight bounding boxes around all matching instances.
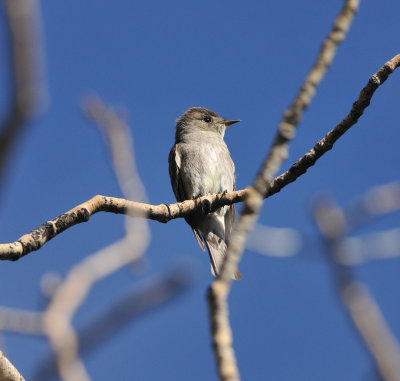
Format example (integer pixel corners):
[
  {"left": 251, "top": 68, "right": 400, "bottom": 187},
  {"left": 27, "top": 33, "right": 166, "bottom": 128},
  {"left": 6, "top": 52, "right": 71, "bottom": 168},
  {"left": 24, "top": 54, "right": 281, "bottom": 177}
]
[{"left": 168, "top": 107, "right": 242, "bottom": 280}]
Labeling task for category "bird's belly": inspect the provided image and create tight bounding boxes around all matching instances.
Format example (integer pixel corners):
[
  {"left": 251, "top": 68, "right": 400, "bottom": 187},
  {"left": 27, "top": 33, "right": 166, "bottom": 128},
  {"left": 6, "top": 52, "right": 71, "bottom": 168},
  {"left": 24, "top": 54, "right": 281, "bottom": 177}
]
[{"left": 200, "top": 165, "right": 224, "bottom": 194}]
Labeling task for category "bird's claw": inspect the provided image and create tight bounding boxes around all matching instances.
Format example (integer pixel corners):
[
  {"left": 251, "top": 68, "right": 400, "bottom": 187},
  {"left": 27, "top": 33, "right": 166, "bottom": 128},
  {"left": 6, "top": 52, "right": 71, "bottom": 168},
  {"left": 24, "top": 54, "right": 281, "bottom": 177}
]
[{"left": 201, "top": 199, "right": 212, "bottom": 215}]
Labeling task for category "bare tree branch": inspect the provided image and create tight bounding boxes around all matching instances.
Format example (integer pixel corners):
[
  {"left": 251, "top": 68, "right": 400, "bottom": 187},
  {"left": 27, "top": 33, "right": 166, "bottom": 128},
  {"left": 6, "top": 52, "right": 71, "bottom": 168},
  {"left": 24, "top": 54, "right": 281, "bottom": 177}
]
[
  {"left": 267, "top": 54, "right": 400, "bottom": 199},
  {"left": 0, "top": 350, "right": 25, "bottom": 381},
  {"left": 1, "top": 53, "right": 398, "bottom": 264},
  {"left": 344, "top": 182, "right": 400, "bottom": 231},
  {"left": 314, "top": 198, "right": 400, "bottom": 381},
  {"left": 0, "top": 0, "right": 46, "bottom": 195},
  {"left": 42, "top": 98, "right": 150, "bottom": 381},
  {"left": 82, "top": 97, "right": 147, "bottom": 203},
  {"left": 207, "top": 0, "right": 361, "bottom": 379},
  {"left": 0, "top": 308, "right": 43, "bottom": 335},
  {"left": 331, "top": 182, "right": 400, "bottom": 265},
  {"left": 0, "top": 1, "right": 397, "bottom": 380},
  {"left": 34, "top": 264, "right": 194, "bottom": 381},
  {"left": 335, "top": 227, "right": 400, "bottom": 265},
  {"left": 0, "top": 191, "right": 245, "bottom": 261}
]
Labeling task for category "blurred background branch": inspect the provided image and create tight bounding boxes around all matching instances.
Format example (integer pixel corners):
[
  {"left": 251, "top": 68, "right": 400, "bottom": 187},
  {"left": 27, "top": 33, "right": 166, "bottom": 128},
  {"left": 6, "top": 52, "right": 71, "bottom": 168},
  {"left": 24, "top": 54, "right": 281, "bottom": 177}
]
[
  {"left": 0, "top": 308, "right": 43, "bottom": 335},
  {"left": 0, "top": 0, "right": 47, "bottom": 197},
  {"left": 34, "top": 264, "right": 194, "bottom": 381},
  {"left": 314, "top": 193, "right": 400, "bottom": 381},
  {"left": 345, "top": 182, "right": 400, "bottom": 230},
  {"left": 41, "top": 97, "right": 151, "bottom": 381}
]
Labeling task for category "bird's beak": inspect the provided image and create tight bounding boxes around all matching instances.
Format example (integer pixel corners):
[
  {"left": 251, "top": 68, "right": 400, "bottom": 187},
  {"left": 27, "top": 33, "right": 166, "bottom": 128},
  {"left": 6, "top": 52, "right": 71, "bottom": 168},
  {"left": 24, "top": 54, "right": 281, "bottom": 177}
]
[{"left": 224, "top": 119, "right": 241, "bottom": 127}]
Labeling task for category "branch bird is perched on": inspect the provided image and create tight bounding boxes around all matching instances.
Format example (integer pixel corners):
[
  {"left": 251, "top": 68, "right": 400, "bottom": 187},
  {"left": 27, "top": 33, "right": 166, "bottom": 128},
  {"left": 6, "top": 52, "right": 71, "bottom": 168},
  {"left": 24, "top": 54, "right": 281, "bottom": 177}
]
[{"left": 169, "top": 107, "right": 242, "bottom": 280}]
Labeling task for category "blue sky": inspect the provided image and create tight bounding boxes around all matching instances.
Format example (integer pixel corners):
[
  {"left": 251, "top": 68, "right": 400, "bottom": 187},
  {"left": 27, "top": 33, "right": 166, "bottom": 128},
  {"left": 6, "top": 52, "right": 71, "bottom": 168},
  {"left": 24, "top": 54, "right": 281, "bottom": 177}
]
[{"left": 1, "top": 1, "right": 400, "bottom": 380}]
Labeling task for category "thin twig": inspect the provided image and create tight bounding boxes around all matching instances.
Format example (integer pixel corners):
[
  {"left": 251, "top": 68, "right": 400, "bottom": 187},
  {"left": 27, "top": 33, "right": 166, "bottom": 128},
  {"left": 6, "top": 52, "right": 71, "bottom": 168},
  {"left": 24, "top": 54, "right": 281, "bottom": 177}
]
[
  {"left": 267, "top": 54, "right": 400, "bottom": 199},
  {"left": 207, "top": 1, "right": 361, "bottom": 379}
]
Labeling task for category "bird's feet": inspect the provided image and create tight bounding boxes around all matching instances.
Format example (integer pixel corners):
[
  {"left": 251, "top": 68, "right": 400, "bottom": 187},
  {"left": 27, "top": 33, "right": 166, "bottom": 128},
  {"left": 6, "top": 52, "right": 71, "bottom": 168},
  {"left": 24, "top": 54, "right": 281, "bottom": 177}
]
[{"left": 201, "top": 198, "right": 212, "bottom": 215}]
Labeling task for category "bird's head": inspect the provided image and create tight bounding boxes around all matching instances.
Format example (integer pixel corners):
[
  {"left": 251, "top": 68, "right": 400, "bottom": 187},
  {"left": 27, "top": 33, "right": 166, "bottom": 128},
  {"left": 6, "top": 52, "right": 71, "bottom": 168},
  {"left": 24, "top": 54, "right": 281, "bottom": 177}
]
[{"left": 175, "top": 107, "right": 240, "bottom": 141}]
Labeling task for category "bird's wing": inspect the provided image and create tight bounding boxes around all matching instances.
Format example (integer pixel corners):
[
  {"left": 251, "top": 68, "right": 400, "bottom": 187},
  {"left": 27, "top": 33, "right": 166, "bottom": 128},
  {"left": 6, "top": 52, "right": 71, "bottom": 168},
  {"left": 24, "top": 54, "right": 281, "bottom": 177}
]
[
  {"left": 169, "top": 144, "right": 205, "bottom": 251},
  {"left": 224, "top": 181, "right": 236, "bottom": 241},
  {"left": 168, "top": 145, "right": 185, "bottom": 202}
]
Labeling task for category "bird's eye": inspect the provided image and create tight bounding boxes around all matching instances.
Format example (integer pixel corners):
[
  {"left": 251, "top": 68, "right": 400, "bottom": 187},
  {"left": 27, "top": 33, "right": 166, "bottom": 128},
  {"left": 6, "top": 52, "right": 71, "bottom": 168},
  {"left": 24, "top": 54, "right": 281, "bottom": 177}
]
[{"left": 203, "top": 116, "right": 212, "bottom": 123}]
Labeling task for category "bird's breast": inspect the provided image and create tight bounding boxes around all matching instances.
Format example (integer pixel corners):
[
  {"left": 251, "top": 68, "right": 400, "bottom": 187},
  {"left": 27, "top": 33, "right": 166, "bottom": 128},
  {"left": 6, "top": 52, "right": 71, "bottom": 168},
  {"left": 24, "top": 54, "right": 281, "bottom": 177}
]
[{"left": 179, "top": 138, "right": 234, "bottom": 199}]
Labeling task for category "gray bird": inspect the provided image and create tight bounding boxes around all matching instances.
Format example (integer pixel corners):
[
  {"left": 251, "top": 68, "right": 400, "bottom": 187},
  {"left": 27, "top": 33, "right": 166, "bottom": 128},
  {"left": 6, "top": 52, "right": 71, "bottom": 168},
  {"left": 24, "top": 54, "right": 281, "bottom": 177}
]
[{"left": 169, "top": 107, "right": 242, "bottom": 280}]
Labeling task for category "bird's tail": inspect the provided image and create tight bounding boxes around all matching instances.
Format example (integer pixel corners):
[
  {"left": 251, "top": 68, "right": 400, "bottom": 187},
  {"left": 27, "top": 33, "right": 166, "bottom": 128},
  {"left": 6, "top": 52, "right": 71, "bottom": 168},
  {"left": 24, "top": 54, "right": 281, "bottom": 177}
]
[{"left": 204, "top": 233, "right": 242, "bottom": 280}]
